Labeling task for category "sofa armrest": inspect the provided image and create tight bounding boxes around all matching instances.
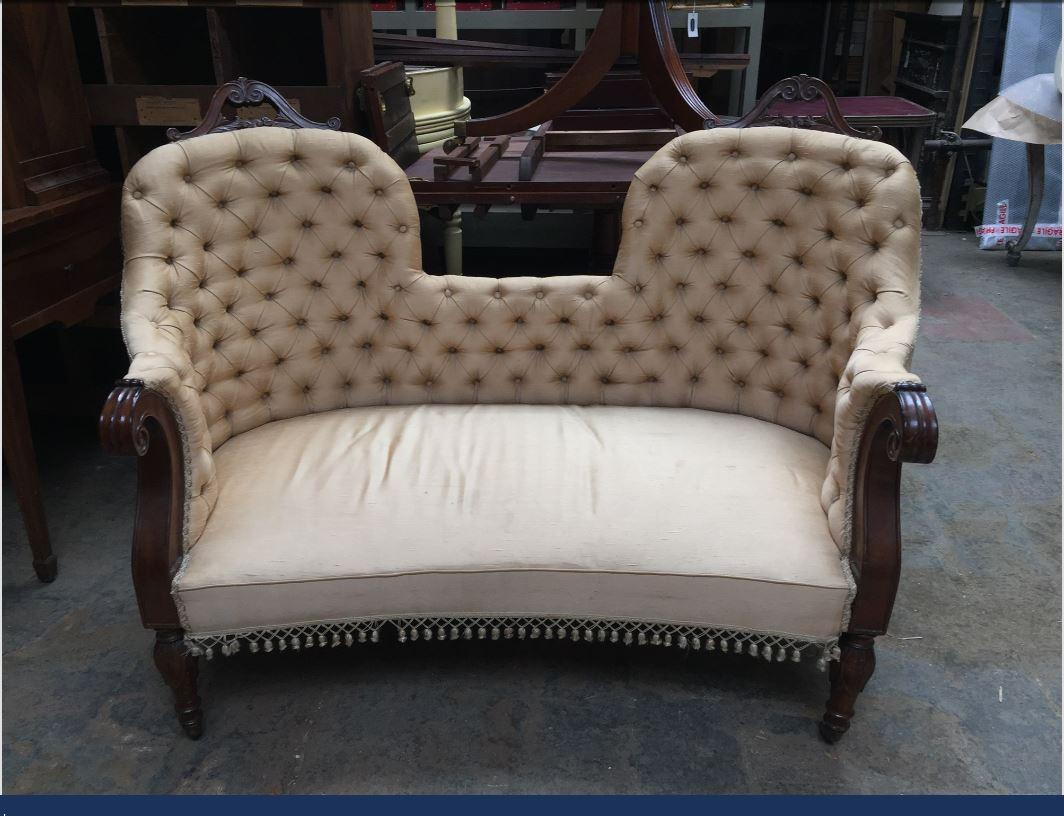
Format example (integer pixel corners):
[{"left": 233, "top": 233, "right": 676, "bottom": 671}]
[
  {"left": 100, "top": 377, "right": 207, "bottom": 629},
  {"left": 842, "top": 381, "right": 938, "bottom": 635}
]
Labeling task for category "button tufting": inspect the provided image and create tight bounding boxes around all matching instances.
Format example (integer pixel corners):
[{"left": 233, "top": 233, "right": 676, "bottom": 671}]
[{"left": 119, "top": 126, "right": 922, "bottom": 542}]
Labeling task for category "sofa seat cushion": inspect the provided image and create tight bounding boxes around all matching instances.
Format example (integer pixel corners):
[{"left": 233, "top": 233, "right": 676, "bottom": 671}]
[{"left": 175, "top": 405, "right": 851, "bottom": 642}]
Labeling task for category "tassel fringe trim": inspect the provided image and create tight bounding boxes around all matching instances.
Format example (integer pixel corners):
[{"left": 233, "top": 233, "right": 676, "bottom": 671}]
[{"left": 185, "top": 616, "right": 841, "bottom": 670}]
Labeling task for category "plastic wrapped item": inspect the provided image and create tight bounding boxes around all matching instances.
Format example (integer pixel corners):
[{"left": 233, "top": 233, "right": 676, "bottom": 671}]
[{"left": 970, "top": 2, "right": 1061, "bottom": 251}]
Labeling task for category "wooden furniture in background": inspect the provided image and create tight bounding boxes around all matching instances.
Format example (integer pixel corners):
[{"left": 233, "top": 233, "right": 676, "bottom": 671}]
[
  {"left": 3, "top": 0, "right": 123, "bottom": 582},
  {"left": 456, "top": 0, "right": 722, "bottom": 137},
  {"left": 165, "top": 77, "right": 341, "bottom": 142},
  {"left": 359, "top": 61, "right": 421, "bottom": 168},
  {"left": 69, "top": 0, "right": 375, "bottom": 176}
]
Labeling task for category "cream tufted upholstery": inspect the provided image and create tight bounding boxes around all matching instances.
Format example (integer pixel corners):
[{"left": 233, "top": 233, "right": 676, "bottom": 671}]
[{"left": 121, "top": 126, "right": 922, "bottom": 566}]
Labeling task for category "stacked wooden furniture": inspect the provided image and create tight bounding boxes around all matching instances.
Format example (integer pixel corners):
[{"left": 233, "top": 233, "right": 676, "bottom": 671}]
[
  {"left": 2, "top": 0, "right": 122, "bottom": 582},
  {"left": 69, "top": 0, "right": 376, "bottom": 176}
]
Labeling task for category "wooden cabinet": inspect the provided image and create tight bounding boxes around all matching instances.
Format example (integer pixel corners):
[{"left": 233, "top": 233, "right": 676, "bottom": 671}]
[
  {"left": 68, "top": 1, "right": 375, "bottom": 175},
  {"left": 3, "top": 0, "right": 122, "bottom": 582}
]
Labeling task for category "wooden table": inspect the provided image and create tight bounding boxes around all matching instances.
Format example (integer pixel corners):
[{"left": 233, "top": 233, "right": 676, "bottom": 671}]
[
  {"left": 3, "top": 184, "right": 122, "bottom": 582},
  {"left": 407, "top": 135, "right": 655, "bottom": 275},
  {"left": 765, "top": 95, "right": 937, "bottom": 167}
]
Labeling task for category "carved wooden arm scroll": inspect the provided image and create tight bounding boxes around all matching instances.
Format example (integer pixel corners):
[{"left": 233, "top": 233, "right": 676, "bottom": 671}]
[
  {"left": 166, "top": 77, "right": 342, "bottom": 142},
  {"left": 100, "top": 380, "right": 185, "bottom": 630},
  {"left": 847, "top": 382, "right": 938, "bottom": 635}
]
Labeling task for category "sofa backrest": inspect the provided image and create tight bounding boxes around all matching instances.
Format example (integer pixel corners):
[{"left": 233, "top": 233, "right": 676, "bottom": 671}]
[{"left": 121, "top": 126, "right": 920, "bottom": 453}]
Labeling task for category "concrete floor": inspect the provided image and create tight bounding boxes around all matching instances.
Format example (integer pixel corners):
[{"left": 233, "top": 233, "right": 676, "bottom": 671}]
[{"left": 3, "top": 233, "right": 1061, "bottom": 793}]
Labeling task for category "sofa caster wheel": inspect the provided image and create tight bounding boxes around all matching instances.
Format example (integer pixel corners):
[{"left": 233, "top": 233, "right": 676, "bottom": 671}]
[
  {"left": 179, "top": 710, "right": 204, "bottom": 740},
  {"left": 818, "top": 717, "right": 847, "bottom": 744},
  {"left": 33, "top": 554, "right": 58, "bottom": 583}
]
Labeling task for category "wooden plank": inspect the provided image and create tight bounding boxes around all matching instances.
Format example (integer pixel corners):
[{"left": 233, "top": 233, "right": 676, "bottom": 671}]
[
  {"left": 83, "top": 83, "right": 344, "bottom": 126},
  {"left": 542, "top": 129, "right": 677, "bottom": 151}
]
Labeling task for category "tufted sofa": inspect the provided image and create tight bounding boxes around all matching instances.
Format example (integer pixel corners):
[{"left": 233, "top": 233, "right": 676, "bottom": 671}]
[{"left": 101, "top": 124, "right": 937, "bottom": 742}]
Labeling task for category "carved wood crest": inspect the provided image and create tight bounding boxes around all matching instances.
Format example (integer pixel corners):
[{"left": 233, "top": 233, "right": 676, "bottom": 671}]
[
  {"left": 714, "top": 74, "right": 883, "bottom": 141},
  {"left": 166, "top": 78, "right": 341, "bottom": 142}
]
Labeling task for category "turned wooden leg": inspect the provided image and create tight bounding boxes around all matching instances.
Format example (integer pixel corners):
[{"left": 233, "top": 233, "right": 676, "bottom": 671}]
[
  {"left": 153, "top": 629, "right": 203, "bottom": 739},
  {"left": 1006, "top": 143, "right": 1045, "bottom": 267},
  {"left": 819, "top": 633, "right": 876, "bottom": 743},
  {"left": 2, "top": 325, "right": 57, "bottom": 582}
]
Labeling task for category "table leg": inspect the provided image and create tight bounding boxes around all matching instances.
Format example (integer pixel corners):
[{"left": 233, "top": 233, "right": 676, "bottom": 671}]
[
  {"left": 591, "top": 208, "right": 621, "bottom": 274},
  {"left": 907, "top": 126, "right": 927, "bottom": 171},
  {"left": 1006, "top": 143, "right": 1046, "bottom": 267},
  {"left": 2, "top": 326, "right": 57, "bottom": 582},
  {"left": 443, "top": 209, "right": 463, "bottom": 276}
]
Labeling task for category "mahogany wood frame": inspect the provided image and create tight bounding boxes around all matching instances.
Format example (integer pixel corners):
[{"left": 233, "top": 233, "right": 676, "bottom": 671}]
[
  {"left": 98, "top": 69, "right": 937, "bottom": 741},
  {"left": 166, "top": 78, "right": 341, "bottom": 143},
  {"left": 100, "top": 373, "right": 937, "bottom": 740},
  {"left": 713, "top": 74, "right": 883, "bottom": 141}
]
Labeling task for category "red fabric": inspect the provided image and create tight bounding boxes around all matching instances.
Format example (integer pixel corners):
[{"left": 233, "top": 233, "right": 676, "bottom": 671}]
[{"left": 767, "top": 96, "right": 933, "bottom": 118}]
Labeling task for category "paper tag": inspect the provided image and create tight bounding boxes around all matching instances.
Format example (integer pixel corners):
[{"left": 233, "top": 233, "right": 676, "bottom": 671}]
[
  {"left": 135, "top": 96, "right": 201, "bottom": 126},
  {"left": 687, "top": 11, "right": 698, "bottom": 37}
]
